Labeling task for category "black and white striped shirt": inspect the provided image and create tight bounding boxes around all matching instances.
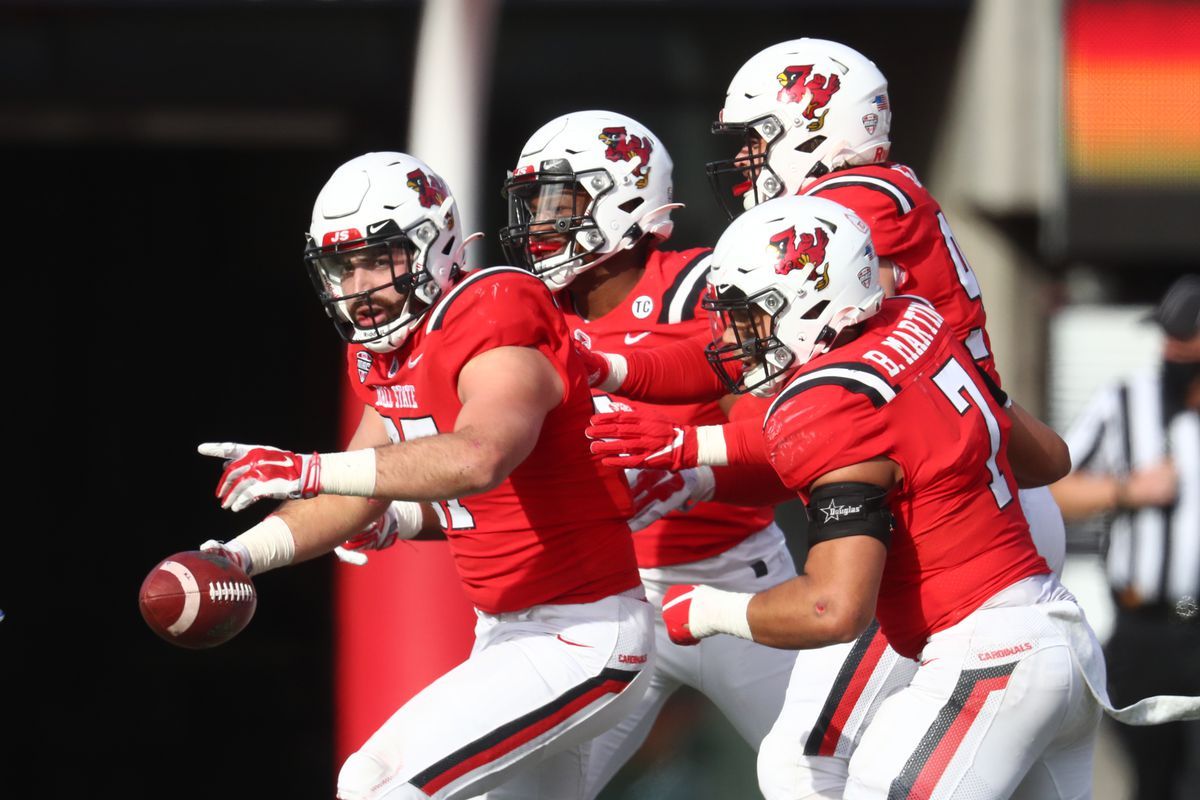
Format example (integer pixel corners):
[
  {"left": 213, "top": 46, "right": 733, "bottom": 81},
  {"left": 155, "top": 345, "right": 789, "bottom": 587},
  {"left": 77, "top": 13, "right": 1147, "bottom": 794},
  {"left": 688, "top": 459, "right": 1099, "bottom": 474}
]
[{"left": 1064, "top": 367, "right": 1200, "bottom": 609}]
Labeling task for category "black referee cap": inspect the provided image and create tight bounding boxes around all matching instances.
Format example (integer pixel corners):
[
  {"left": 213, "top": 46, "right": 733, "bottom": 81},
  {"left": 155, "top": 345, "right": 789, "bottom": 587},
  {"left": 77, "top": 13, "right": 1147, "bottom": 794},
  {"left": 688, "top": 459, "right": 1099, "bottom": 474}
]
[{"left": 1151, "top": 275, "right": 1200, "bottom": 340}]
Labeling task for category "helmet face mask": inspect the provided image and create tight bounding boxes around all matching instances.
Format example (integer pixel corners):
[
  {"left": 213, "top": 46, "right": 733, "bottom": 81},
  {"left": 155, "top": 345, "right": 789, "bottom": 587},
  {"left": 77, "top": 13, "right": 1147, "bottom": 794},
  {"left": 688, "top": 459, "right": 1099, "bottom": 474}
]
[
  {"left": 708, "top": 39, "right": 892, "bottom": 218},
  {"left": 703, "top": 195, "right": 885, "bottom": 396},
  {"left": 499, "top": 160, "right": 612, "bottom": 287},
  {"left": 704, "top": 285, "right": 799, "bottom": 396},
  {"left": 500, "top": 111, "right": 677, "bottom": 291},
  {"left": 305, "top": 153, "right": 465, "bottom": 353},
  {"left": 706, "top": 116, "right": 814, "bottom": 221},
  {"left": 305, "top": 231, "right": 428, "bottom": 348}
]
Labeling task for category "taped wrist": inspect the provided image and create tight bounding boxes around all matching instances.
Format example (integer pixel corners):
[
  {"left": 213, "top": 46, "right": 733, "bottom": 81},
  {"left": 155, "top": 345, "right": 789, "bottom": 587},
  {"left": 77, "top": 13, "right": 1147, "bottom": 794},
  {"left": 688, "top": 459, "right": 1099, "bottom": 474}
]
[
  {"left": 391, "top": 501, "right": 424, "bottom": 540},
  {"left": 687, "top": 584, "right": 754, "bottom": 641},
  {"left": 596, "top": 353, "right": 628, "bottom": 392},
  {"left": 806, "top": 482, "right": 892, "bottom": 548},
  {"left": 320, "top": 449, "right": 377, "bottom": 497},
  {"left": 695, "top": 425, "right": 728, "bottom": 466},
  {"left": 231, "top": 515, "right": 296, "bottom": 575}
]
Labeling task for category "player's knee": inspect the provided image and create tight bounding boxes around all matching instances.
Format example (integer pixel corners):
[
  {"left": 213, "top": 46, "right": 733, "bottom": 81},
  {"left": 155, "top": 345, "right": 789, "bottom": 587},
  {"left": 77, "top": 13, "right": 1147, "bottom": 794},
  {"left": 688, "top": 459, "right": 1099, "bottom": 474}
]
[
  {"left": 757, "top": 735, "right": 847, "bottom": 800},
  {"left": 337, "top": 751, "right": 429, "bottom": 800}
]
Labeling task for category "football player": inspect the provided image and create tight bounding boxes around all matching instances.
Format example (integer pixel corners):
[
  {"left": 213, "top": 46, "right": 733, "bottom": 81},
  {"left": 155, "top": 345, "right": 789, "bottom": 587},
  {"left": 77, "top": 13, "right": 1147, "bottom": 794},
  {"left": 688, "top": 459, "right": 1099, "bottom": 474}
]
[
  {"left": 586, "top": 38, "right": 1066, "bottom": 577},
  {"left": 576, "top": 39, "right": 1081, "bottom": 799},
  {"left": 660, "top": 194, "right": 1102, "bottom": 799},
  {"left": 196, "top": 152, "right": 654, "bottom": 800},
  {"left": 499, "top": 110, "right": 807, "bottom": 798}
]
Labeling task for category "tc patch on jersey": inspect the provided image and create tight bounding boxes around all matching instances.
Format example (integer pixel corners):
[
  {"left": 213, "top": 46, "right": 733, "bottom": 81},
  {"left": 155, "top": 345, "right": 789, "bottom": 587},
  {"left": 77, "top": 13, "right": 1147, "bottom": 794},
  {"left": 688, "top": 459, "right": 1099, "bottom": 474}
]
[
  {"left": 356, "top": 351, "right": 373, "bottom": 383},
  {"left": 631, "top": 295, "right": 654, "bottom": 319}
]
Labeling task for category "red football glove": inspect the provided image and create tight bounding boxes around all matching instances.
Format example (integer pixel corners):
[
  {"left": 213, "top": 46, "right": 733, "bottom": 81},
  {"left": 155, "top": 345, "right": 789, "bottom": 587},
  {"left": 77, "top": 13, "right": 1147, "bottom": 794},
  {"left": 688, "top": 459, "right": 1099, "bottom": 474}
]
[
  {"left": 662, "top": 584, "right": 701, "bottom": 646},
  {"left": 587, "top": 412, "right": 699, "bottom": 470},
  {"left": 625, "top": 467, "right": 715, "bottom": 531},
  {"left": 198, "top": 442, "right": 322, "bottom": 512},
  {"left": 334, "top": 501, "right": 424, "bottom": 566},
  {"left": 573, "top": 341, "right": 613, "bottom": 388}
]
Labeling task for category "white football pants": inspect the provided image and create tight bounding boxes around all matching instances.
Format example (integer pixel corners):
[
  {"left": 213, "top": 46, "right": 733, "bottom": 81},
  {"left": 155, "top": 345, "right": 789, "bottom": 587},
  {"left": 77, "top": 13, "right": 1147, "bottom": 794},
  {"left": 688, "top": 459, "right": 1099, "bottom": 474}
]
[
  {"left": 582, "top": 523, "right": 801, "bottom": 799},
  {"left": 336, "top": 589, "right": 654, "bottom": 800},
  {"left": 757, "top": 486, "right": 1069, "bottom": 800},
  {"left": 757, "top": 623, "right": 919, "bottom": 800},
  {"left": 843, "top": 575, "right": 1101, "bottom": 799}
]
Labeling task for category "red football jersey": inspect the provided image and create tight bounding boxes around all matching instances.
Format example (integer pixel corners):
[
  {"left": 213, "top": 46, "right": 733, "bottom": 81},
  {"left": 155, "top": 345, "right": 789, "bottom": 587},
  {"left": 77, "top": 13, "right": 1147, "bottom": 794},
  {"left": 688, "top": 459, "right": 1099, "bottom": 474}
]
[
  {"left": 803, "top": 162, "right": 998, "bottom": 385},
  {"left": 560, "top": 247, "right": 776, "bottom": 568},
  {"left": 345, "top": 267, "right": 640, "bottom": 613},
  {"left": 762, "top": 297, "right": 1048, "bottom": 658}
]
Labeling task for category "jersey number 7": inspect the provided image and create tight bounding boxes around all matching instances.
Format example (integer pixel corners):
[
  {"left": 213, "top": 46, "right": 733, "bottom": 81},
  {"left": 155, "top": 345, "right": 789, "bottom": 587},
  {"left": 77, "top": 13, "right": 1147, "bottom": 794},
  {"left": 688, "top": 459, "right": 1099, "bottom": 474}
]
[{"left": 931, "top": 357, "right": 1013, "bottom": 509}]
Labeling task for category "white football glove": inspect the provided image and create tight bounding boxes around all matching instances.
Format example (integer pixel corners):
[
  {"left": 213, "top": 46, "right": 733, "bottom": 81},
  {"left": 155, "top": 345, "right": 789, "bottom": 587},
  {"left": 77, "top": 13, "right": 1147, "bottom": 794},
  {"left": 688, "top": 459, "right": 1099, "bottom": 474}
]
[
  {"left": 200, "top": 538, "right": 255, "bottom": 576},
  {"left": 625, "top": 466, "right": 715, "bottom": 532},
  {"left": 199, "top": 442, "right": 321, "bottom": 512},
  {"left": 334, "top": 501, "right": 424, "bottom": 566},
  {"left": 198, "top": 516, "right": 295, "bottom": 577}
]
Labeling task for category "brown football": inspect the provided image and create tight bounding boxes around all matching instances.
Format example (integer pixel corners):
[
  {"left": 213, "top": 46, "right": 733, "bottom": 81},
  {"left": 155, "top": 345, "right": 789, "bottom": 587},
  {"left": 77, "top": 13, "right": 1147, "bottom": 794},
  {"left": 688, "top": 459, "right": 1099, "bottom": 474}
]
[{"left": 139, "top": 550, "right": 256, "bottom": 649}]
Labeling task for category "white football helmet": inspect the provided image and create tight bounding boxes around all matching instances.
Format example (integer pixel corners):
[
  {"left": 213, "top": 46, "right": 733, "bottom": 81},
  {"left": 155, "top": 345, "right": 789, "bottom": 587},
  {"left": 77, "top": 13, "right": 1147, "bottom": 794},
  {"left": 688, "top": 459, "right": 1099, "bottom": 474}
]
[
  {"left": 499, "top": 110, "right": 680, "bottom": 290},
  {"left": 704, "top": 195, "right": 883, "bottom": 397},
  {"left": 304, "top": 152, "right": 470, "bottom": 353},
  {"left": 707, "top": 39, "right": 892, "bottom": 217}
]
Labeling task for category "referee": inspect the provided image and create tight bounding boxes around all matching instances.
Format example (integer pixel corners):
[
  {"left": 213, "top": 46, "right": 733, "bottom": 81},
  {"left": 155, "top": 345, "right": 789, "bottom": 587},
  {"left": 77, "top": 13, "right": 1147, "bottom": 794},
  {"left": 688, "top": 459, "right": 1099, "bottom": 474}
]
[{"left": 1052, "top": 274, "right": 1200, "bottom": 800}]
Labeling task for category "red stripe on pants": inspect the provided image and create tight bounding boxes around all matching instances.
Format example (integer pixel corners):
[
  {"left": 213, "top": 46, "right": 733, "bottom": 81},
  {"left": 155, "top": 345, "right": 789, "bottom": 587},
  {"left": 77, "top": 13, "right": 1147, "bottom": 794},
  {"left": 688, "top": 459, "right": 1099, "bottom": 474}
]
[
  {"left": 909, "top": 673, "right": 1012, "bottom": 799},
  {"left": 420, "top": 677, "right": 631, "bottom": 796},
  {"left": 819, "top": 628, "right": 889, "bottom": 756}
]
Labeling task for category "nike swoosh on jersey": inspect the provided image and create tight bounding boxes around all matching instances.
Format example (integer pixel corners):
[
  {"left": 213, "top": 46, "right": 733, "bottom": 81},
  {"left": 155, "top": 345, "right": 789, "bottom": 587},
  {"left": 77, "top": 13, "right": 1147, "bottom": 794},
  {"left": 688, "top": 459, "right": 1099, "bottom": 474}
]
[
  {"left": 624, "top": 332, "right": 651, "bottom": 345},
  {"left": 407, "top": 353, "right": 424, "bottom": 368}
]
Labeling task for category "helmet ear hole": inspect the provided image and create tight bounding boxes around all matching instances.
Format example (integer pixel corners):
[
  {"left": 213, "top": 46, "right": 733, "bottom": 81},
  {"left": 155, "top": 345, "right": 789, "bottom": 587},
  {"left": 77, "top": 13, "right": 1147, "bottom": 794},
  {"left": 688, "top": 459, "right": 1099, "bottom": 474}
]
[
  {"left": 618, "top": 197, "right": 644, "bottom": 214},
  {"left": 441, "top": 236, "right": 457, "bottom": 256},
  {"left": 801, "top": 299, "right": 830, "bottom": 320},
  {"left": 795, "top": 135, "right": 826, "bottom": 154}
]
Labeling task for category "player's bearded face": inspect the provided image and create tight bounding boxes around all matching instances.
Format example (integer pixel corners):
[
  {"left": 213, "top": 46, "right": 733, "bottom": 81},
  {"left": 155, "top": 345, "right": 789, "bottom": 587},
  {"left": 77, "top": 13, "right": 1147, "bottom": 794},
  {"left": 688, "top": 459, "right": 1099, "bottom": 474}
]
[{"left": 321, "top": 242, "right": 415, "bottom": 330}]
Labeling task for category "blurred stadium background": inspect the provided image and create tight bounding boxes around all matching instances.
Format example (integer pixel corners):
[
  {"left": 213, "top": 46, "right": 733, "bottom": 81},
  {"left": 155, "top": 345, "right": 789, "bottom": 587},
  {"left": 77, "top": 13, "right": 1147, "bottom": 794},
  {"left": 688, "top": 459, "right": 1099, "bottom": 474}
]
[{"left": 5, "top": 0, "right": 1196, "bottom": 797}]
